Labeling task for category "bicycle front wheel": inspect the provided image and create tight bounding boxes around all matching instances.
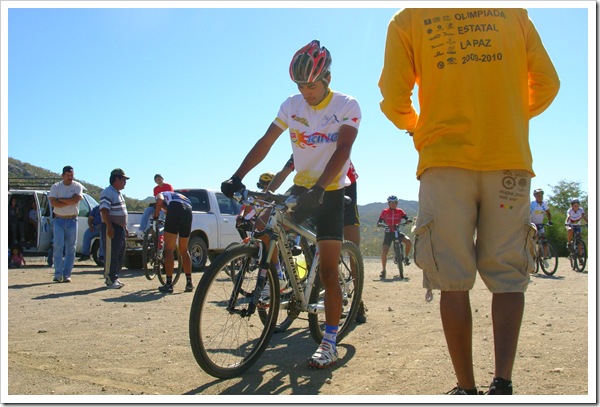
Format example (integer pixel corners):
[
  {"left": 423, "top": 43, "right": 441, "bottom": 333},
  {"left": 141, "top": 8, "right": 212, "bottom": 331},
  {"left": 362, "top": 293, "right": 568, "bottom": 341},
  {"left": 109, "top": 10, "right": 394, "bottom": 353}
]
[
  {"left": 308, "top": 241, "right": 364, "bottom": 344},
  {"left": 157, "top": 246, "right": 183, "bottom": 286},
  {"left": 573, "top": 239, "right": 587, "bottom": 272},
  {"left": 395, "top": 242, "right": 404, "bottom": 279},
  {"left": 189, "top": 244, "right": 279, "bottom": 379},
  {"left": 540, "top": 241, "right": 558, "bottom": 276}
]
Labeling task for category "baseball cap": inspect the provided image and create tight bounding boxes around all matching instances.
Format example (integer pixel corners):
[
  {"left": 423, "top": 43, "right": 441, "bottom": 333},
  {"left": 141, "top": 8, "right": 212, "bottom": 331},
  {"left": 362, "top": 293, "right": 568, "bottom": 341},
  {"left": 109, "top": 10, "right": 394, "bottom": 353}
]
[
  {"left": 111, "top": 168, "right": 130, "bottom": 179},
  {"left": 62, "top": 165, "right": 74, "bottom": 174}
]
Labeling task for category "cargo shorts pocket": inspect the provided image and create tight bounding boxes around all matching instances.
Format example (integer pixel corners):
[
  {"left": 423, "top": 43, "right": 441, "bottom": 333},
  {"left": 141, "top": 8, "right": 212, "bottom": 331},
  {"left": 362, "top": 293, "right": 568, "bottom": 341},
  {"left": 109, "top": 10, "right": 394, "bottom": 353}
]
[
  {"left": 524, "top": 222, "right": 537, "bottom": 274},
  {"left": 413, "top": 213, "right": 438, "bottom": 273}
]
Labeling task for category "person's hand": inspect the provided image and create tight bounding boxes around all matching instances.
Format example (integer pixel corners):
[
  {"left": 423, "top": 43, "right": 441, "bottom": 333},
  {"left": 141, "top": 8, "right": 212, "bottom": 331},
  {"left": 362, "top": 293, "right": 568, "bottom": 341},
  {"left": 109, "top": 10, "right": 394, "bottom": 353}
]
[
  {"left": 297, "top": 185, "right": 325, "bottom": 210},
  {"left": 221, "top": 175, "right": 245, "bottom": 198},
  {"left": 291, "top": 186, "right": 324, "bottom": 224}
]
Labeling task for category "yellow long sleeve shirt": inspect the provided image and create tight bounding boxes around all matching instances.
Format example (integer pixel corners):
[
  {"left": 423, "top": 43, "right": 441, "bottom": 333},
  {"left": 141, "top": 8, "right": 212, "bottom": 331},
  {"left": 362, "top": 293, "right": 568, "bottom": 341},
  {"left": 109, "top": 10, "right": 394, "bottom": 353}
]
[{"left": 379, "top": 8, "right": 560, "bottom": 178}]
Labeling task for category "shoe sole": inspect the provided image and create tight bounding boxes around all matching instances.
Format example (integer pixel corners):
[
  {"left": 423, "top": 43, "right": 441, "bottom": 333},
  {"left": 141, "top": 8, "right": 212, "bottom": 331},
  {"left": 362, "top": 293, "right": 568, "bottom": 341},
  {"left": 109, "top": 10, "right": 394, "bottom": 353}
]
[{"left": 308, "top": 360, "right": 337, "bottom": 369}]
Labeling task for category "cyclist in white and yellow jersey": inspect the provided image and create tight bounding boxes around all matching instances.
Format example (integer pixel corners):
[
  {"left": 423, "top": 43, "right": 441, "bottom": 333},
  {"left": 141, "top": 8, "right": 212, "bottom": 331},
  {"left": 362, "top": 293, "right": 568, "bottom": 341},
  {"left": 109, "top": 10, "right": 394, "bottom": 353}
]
[
  {"left": 530, "top": 188, "right": 553, "bottom": 236},
  {"left": 222, "top": 39, "right": 361, "bottom": 369},
  {"left": 566, "top": 198, "right": 588, "bottom": 249}
]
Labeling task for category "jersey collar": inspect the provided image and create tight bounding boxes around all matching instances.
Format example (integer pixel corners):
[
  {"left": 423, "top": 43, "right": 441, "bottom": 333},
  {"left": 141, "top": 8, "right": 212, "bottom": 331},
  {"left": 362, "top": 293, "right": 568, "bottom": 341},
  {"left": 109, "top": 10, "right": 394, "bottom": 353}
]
[{"left": 311, "top": 88, "right": 333, "bottom": 111}]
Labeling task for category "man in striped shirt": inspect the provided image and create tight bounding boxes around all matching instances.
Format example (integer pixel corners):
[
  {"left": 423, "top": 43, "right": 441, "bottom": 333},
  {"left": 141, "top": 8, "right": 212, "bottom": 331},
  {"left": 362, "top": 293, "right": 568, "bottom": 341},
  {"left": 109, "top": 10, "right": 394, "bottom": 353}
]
[{"left": 99, "top": 168, "right": 129, "bottom": 289}]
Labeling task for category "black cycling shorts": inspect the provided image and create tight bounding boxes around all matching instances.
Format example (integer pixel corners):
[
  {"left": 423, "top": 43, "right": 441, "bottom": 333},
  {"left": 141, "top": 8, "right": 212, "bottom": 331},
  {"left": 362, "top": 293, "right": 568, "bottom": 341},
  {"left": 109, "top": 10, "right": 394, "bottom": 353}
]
[
  {"left": 343, "top": 182, "right": 360, "bottom": 227},
  {"left": 383, "top": 231, "right": 406, "bottom": 246},
  {"left": 290, "top": 185, "right": 344, "bottom": 242},
  {"left": 164, "top": 202, "right": 192, "bottom": 238}
]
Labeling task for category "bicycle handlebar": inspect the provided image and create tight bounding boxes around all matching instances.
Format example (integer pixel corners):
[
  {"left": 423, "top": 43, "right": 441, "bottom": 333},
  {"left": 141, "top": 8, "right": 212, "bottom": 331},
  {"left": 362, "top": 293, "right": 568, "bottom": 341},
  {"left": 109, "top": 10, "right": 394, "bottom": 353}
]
[{"left": 233, "top": 189, "right": 297, "bottom": 211}]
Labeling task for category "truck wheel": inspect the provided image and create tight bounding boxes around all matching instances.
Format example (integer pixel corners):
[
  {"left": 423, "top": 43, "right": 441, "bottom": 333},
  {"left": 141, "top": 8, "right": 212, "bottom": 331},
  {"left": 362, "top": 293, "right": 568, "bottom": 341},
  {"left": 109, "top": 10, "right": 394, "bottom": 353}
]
[
  {"left": 91, "top": 240, "right": 104, "bottom": 267},
  {"left": 189, "top": 236, "right": 208, "bottom": 272}
]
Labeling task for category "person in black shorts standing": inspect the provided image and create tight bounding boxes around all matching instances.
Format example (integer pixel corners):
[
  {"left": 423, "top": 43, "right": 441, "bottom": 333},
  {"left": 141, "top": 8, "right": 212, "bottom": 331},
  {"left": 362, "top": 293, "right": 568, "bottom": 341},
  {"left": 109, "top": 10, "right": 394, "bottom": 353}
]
[{"left": 153, "top": 191, "right": 194, "bottom": 293}]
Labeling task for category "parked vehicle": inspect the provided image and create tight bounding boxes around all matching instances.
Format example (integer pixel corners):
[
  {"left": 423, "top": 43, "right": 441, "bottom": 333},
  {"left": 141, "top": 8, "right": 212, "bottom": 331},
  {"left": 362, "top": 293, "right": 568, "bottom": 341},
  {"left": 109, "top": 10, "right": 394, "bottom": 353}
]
[{"left": 124, "top": 189, "right": 242, "bottom": 271}]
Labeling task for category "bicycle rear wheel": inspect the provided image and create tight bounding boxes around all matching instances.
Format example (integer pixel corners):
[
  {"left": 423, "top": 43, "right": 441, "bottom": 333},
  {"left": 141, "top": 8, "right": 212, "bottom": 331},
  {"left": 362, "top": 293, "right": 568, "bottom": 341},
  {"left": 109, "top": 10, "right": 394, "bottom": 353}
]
[
  {"left": 540, "top": 241, "right": 558, "bottom": 276},
  {"left": 157, "top": 246, "right": 182, "bottom": 286},
  {"left": 189, "top": 244, "right": 279, "bottom": 379},
  {"left": 573, "top": 239, "right": 587, "bottom": 272},
  {"left": 308, "top": 241, "right": 364, "bottom": 344},
  {"left": 142, "top": 228, "right": 158, "bottom": 280}
]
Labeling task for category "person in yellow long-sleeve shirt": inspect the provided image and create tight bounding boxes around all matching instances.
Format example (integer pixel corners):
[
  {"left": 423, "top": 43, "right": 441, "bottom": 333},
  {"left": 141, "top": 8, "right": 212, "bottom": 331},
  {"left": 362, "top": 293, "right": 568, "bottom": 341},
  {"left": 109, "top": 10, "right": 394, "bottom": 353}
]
[{"left": 379, "top": 8, "right": 559, "bottom": 395}]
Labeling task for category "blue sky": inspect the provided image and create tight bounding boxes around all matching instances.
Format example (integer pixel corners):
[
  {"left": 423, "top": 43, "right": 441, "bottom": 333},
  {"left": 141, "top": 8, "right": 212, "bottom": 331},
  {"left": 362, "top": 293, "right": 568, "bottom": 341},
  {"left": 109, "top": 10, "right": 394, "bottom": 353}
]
[{"left": 2, "top": 1, "right": 594, "bottom": 206}]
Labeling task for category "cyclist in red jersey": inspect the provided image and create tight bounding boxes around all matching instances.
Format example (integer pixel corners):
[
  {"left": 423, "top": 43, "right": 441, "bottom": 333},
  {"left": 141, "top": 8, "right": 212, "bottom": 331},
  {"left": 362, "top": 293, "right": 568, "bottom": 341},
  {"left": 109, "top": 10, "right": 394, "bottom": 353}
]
[{"left": 377, "top": 195, "right": 412, "bottom": 279}]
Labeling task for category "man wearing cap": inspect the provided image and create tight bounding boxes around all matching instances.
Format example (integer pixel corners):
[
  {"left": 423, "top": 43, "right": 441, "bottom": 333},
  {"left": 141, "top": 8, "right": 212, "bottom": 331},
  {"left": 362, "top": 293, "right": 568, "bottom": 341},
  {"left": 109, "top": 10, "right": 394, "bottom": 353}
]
[
  {"left": 48, "top": 165, "right": 84, "bottom": 283},
  {"left": 99, "top": 168, "right": 129, "bottom": 289},
  {"left": 137, "top": 174, "right": 174, "bottom": 237}
]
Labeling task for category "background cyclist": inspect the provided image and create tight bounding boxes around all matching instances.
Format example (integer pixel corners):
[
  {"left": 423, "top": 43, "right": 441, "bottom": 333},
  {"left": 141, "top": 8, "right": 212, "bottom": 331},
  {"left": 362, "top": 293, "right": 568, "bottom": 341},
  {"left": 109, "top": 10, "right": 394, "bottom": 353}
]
[
  {"left": 566, "top": 198, "right": 588, "bottom": 251},
  {"left": 377, "top": 195, "right": 412, "bottom": 279},
  {"left": 529, "top": 188, "right": 553, "bottom": 268},
  {"left": 221, "top": 39, "right": 361, "bottom": 369}
]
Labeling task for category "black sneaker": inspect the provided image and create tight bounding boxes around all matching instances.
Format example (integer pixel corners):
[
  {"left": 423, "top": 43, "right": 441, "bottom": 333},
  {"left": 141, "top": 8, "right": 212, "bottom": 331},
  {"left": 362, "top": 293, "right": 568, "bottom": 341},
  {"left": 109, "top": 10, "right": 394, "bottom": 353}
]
[
  {"left": 404, "top": 257, "right": 411, "bottom": 266},
  {"left": 185, "top": 282, "right": 194, "bottom": 292},
  {"left": 355, "top": 300, "right": 367, "bottom": 324},
  {"left": 446, "top": 385, "right": 480, "bottom": 395},
  {"left": 380, "top": 270, "right": 386, "bottom": 279},
  {"left": 158, "top": 283, "right": 174, "bottom": 293},
  {"left": 486, "top": 377, "right": 513, "bottom": 395},
  {"left": 77, "top": 254, "right": 91, "bottom": 261}
]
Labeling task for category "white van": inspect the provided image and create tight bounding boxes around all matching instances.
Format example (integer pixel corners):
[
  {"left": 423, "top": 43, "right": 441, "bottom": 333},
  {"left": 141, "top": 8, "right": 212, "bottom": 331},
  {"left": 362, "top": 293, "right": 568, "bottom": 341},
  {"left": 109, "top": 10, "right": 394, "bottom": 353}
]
[{"left": 8, "top": 179, "right": 103, "bottom": 266}]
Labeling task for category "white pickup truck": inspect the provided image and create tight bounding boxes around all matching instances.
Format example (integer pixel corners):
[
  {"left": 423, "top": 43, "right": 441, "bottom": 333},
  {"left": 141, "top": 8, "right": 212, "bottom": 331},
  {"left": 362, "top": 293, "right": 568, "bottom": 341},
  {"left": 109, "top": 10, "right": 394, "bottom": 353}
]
[{"left": 125, "top": 188, "right": 243, "bottom": 271}]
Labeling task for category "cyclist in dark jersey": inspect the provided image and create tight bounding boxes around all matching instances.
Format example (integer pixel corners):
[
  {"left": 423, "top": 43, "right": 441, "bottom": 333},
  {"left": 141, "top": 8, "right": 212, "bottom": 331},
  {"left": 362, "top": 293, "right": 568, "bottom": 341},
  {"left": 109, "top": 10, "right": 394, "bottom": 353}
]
[{"left": 154, "top": 191, "right": 194, "bottom": 293}]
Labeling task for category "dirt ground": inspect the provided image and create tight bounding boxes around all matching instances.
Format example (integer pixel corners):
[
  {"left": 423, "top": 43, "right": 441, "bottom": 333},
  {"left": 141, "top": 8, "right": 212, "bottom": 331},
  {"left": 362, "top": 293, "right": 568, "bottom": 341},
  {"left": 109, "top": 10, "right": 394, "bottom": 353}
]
[{"left": 5, "top": 255, "right": 593, "bottom": 402}]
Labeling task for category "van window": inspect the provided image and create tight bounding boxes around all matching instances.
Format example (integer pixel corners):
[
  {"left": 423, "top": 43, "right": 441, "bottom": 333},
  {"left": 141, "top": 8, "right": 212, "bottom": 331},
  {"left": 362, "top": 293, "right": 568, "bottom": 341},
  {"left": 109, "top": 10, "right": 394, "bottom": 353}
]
[
  {"left": 38, "top": 194, "right": 51, "bottom": 217},
  {"left": 78, "top": 197, "right": 91, "bottom": 217}
]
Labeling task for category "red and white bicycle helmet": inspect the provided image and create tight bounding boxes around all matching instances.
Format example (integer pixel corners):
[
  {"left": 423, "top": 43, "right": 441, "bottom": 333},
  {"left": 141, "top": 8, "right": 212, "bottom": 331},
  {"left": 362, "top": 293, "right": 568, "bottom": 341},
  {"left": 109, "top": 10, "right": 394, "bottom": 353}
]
[{"left": 289, "top": 40, "right": 332, "bottom": 85}]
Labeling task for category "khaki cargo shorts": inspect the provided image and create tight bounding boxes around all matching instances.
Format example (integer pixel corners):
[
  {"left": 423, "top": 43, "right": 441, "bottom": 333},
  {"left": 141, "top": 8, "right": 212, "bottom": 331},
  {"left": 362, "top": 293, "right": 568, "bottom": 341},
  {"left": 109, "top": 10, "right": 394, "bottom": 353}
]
[{"left": 413, "top": 167, "right": 536, "bottom": 293}]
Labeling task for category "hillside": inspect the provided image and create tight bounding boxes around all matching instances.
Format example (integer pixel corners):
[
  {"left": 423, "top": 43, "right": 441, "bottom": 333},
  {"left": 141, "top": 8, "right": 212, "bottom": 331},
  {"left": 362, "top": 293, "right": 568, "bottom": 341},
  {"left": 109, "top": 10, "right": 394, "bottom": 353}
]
[
  {"left": 7, "top": 157, "right": 148, "bottom": 211},
  {"left": 7, "top": 157, "right": 419, "bottom": 255}
]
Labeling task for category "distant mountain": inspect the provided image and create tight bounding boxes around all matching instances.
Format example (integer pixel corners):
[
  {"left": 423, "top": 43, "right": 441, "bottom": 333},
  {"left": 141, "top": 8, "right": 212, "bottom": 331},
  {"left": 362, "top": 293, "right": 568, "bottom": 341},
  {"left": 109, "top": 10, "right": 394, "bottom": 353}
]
[{"left": 7, "top": 157, "right": 419, "bottom": 255}]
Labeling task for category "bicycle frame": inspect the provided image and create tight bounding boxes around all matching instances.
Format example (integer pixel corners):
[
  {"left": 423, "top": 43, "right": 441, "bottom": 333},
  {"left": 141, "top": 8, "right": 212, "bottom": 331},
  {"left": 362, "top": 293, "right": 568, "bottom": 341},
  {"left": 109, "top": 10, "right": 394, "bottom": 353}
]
[{"left": 235, "top": 192, "right": 321, "bottom": 316}]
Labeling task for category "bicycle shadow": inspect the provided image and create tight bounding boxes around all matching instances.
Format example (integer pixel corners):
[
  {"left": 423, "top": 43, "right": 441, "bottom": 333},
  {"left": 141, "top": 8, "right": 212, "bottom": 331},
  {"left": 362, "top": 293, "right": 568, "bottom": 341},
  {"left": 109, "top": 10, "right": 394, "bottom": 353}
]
[
  {"left": 530, "top": 273, "right": 565, "bottom": 280},
  {"left": 183, "top": 326, "right": 357, "bottom": 395}
]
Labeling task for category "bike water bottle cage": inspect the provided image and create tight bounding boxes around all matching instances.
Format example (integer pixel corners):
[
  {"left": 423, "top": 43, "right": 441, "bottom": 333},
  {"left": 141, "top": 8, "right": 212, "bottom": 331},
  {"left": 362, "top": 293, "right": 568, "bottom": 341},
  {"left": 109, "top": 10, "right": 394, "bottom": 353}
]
[{"left": 289, "top": 40, "right": 332, "bottom": 85}]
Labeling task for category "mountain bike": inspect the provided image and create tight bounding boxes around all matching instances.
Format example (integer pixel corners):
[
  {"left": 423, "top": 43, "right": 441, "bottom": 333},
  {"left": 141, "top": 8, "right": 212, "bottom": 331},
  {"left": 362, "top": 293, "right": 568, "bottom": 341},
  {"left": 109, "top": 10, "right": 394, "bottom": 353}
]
[
  {"left": 142, "top": 218, "right": 182, "bottom": 286},
  {"left": 531, "top": 223, "right": 558, "bottom": 276},
  {"left": 566, "top": 223, "right": 587, "bottom": 272},
  {"left": 378, "top": 220, "right": 411, "bottom": 280},
  {"left": 189, "top": 190, "right": 364, "bottom": 379}
]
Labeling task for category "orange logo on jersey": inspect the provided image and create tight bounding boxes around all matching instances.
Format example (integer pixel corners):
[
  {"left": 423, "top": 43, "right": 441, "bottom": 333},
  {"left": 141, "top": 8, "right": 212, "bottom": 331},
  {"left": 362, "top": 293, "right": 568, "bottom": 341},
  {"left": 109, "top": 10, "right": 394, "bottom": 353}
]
[{"left": 290, "top": 131, "right": 316, "bottom": 149}]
